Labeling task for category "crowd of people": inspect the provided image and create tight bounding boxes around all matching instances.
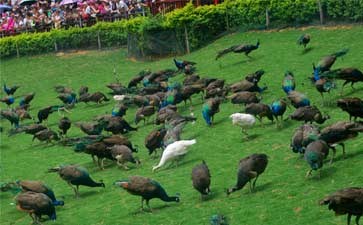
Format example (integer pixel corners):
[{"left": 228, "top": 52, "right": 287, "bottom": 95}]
[{"left": 0, "top": 0, "right": 150, "bottom": 35}]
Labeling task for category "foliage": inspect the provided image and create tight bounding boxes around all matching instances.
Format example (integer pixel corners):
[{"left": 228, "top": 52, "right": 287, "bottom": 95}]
[
  {"left": 326, "top": 0, "right": 363, "bottom": 21},
  {"left": 0, "top": 0, "right": 362, "bottom": 58},
  {"left": 1, "top": 26, "right": 363, "bottom": 225}
]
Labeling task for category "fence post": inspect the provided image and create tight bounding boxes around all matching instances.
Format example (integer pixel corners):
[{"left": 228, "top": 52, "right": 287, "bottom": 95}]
[
  {"left": 15, "top": 42, "right": 20, "bottom": 58},
  {"left": 184, "top": 25, "right": 190, "bottom": 54},
  {"left": 54, "top": 41, "right": 58, "bottom": 52},
  {"left": 317, "top": 0, "right": 324, "bottom": 25},
  {"left": 265, "top": 8, "right": 270, "bottom": 29},
  {"left": 97, "top": 30, "right": 101, "bottom": 50}
]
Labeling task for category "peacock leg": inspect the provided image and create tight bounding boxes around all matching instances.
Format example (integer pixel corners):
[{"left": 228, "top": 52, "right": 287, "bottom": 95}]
[
  {"left": 252, "top": 176, "right": 259, "bottom": 190},
  {"left": 141, "top": 198, "right": 144, "bottom": 209},
  {"left": 330, "top": 147, "right": 336, "bottom": 165},
  {"left": 355, "top": 215, "right": 360, "bottom": 225},
  {"left": 101, "top": 158, "right": 106, "bottom": 170},
  {"left": 249, "top": 181, "right": 252, "bottom": 193},
  {"left": 91, "top": 155, "right": 97, "bottom": 165},
  {"left": 145, "top": 200, "right": 152, "bottom": 212},
  {"left": 305, "top": 169, "right": 312, "bottom": 178},
  {"left": 67, "top": 182, "right": 78, "bottom": 198},
  {"left": 97, "top": 157, "right": 102, "bottom": 170},
  {"left": 29, "top": 213, "right": 36, "bottom": 224},
  {"left": 341, "top": 81, "right": 349, "bottom": 95},
  {"left": 347, "top": 214, "right": 352, "bottom": 225},
  {"left": 340, "top": 143, "right": 346, "bottom": 159}
]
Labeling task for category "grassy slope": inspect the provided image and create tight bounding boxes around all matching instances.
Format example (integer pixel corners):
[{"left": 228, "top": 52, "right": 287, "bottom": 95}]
[{"left": 1, "top": 25, "right": 363, "bottom": 225}]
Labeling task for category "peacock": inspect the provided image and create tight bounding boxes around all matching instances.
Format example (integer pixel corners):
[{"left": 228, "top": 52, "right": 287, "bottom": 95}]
[
  {"left": 216, "top": 40, "right": 260, "bottom": 60},
  {"left": 8, "top": 123, "right": 47, "bottom": 136},
  {"left": 202, "top": 97, "right": 222, "bottom": 126},
  {"left": 19, "top": 92, "right": 35, "bottom": 107},
  {"left": 32, "top": 129, "right": 60, "bottom": 143},
  {"left": 58, "top": 117, "right": 71, "bottom": 137},
  {"left": 226, "top": 153, "right": 268, "bottom": 195},
  {"left": 107, "top": 145, "right": 140, "bottom": 170},
  {"left": 282, "top": 71, "right": 296, "bottom": 94},
  {"left": 0, "top": 109, "right": 19, "bottom": 128},
  {"left": 0, "top": 95, "right": 15, "bottom": 107},
  {"left": 135, "top": 106, "right": 156, "bottom": 125},
  {"left": 312, "top": 48, "right": 349, "bottom": 80},
  {"left": 16, "top": 180, "right": 64, "bottom": 206},
  {"left": 37, "top": 105, "right": 65, "bottom": 124},
  {"left": 48, "top": 164, "right": 105, "bottom": 198},
  {"left": 320, "top": 68, "right": 363, "bottom": 93},
  {"left": 114, "top": 176, "right": 180, "bottom": 211},
  {"left": 245, "top": 103, "right": 273, "bottom": 125},
  {"left": 228, "top": 91, "right": 260, "bottom": 106},
  {"left": 111, "top": 103, "right": 128, "bottom": 117},
  {"left": 15, "top": 191, "right": 56, "bottom": 224},
  {"left": 145, "top": 127, "right": 167, "bottom": 156},
  {"left": 287, "top": 91, "right": 310, "bottom": 108},
  {"left": 297, "top": 34, "right": 310, "bottom": 49},
  {"left": 78, "top": 86, "right": 88, "bottom": 96},
  {"left": 78, "top": 91, "right": 109, "bottom": 104},
  {"left": 270, "top": 99, "right": 287, "bottom": 124},
  {"left": 319, "top": 121, "right": 363, "bottom": 161},
  {"left": 210, "top": 214, "right": 229, "bottom": 225},
  {"left": 191, "top": 160, "right": 211, "bottom": 200},
  {"left": 290, "top": 124, "right": 320, "bottom": 154},
  {"left": 245, "top": 70, "right": 265, "bottom": 84},
  {"left": 304, "top": 140, "right": 330, "bottom": 178},
  {"left": 3, "top": 83, "right": 20, "bottom": 96},
  {"left": 128, "top": 69, "right": 151, "bottom": 88},
  {"left": 290, "top": 106, "right": 330, "bottom": 124},
  {"left": 173, "top": 58, "right": 196, "bottom": 71},
  {"left": 57, "top": 92, "right": 77, "bottom": 105},
  {"left": 320, "top": 187, "right": 363, "bottom": 225},
  {"left": 337, "top": 97, "right": 363, "bottom": 121},
  {"left": 75, "top": 120, "right": 108, "bottom": 135}
]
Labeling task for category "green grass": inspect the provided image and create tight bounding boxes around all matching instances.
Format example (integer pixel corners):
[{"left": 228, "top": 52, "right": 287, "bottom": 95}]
[{"left": 1, "top": 25, "right": 363, "bottom": 225}]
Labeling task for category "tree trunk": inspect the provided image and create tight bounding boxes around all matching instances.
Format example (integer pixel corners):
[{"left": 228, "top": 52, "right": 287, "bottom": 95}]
[
  {"left": 184, "top": 25, "right": 190, "bottom": 54},
  {"left": 317, "top": 0, "right": 324, "bottom": 25},
  {"left": 265, "top": 8, "right": 270, "bottom": 29}
]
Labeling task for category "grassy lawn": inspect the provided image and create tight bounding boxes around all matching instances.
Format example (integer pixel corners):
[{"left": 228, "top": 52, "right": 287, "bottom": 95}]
[{"left": 1, "top": 25, "right": 363, "bottom": 225}]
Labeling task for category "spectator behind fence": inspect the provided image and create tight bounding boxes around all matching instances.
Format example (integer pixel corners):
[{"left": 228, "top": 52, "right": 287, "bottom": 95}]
[{"left": 0, "top": 0, "right": 187, "bottom": 36}]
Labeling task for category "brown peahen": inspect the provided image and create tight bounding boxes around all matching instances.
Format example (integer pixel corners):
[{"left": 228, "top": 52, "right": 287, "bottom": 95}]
[
  {"left": 320, "top": 187, "right": 363, "bottom": 225},
  {"left": 115, "top": 176, "right": 180, "bottom": 211},
  {"left": 290, "top": 106, "right": 329, "bottom": 124},
  {"left": 216, "top": 40, "right": 260, "bottom": 60},
  {"left": 16, "top": 191, "right": 56, "bottom": 224},
  {"left": 108, "top": 145, "right": 140, "bottom": 170},
  {"left": 226, "top": 153, "right": 268, "bottom": 195},
  {"left": 337, "top": 97, "right": 363, "bottom": 121},
  {"left": 48, "top": 164, "right": 105, "bottom": 198},
  {"left": 297, "top": 34, "right": 310, "bottom": 49},
  {"left": 191, "top": 160, "right": 211, "bottom": 200}
]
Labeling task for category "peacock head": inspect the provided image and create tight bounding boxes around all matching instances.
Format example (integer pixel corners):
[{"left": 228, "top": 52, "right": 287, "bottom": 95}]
[
  {"left": 174, "top": 193, "right": 180, "bottom": 202},
  {"left": 99, "top": 180, "right": 105, "bottom": 188}
]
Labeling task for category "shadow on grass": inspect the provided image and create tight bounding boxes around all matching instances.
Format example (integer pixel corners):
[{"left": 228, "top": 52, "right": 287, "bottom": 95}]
[
  {"left": 253, "top": 181, "right": 273, "bottom": 192},
  {"left": 218, "top": 56, "right": 261, "bottom": 69},
  {"left": 310, "top": 166, "right": 338, "bottom": 181},
  {"left": 331, "top": 149, "right": 363, "bottom": 162},
  {"left": 131, "top": 204, "right": 173, "bottom": 215},
  {"left": 341, "top": 87, "right": 363, "bottom": 97},
  {"left": 301, "top": 47, "right": 314, "bottom": 55}
]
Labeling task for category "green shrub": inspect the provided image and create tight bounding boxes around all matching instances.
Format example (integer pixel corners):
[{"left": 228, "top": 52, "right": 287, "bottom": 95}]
[{"left": 0, "top": 0, "right": 362, "bottom": 58}]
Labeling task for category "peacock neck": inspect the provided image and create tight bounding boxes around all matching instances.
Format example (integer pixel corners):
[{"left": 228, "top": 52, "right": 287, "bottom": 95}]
[{"left": 160, "top": 194, "right": 178, "bottom": 202}]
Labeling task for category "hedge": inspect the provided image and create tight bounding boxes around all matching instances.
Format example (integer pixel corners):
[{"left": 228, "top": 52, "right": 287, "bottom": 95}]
[{"left": 1, "top": 0, "right": 362, "bottom": 58}]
